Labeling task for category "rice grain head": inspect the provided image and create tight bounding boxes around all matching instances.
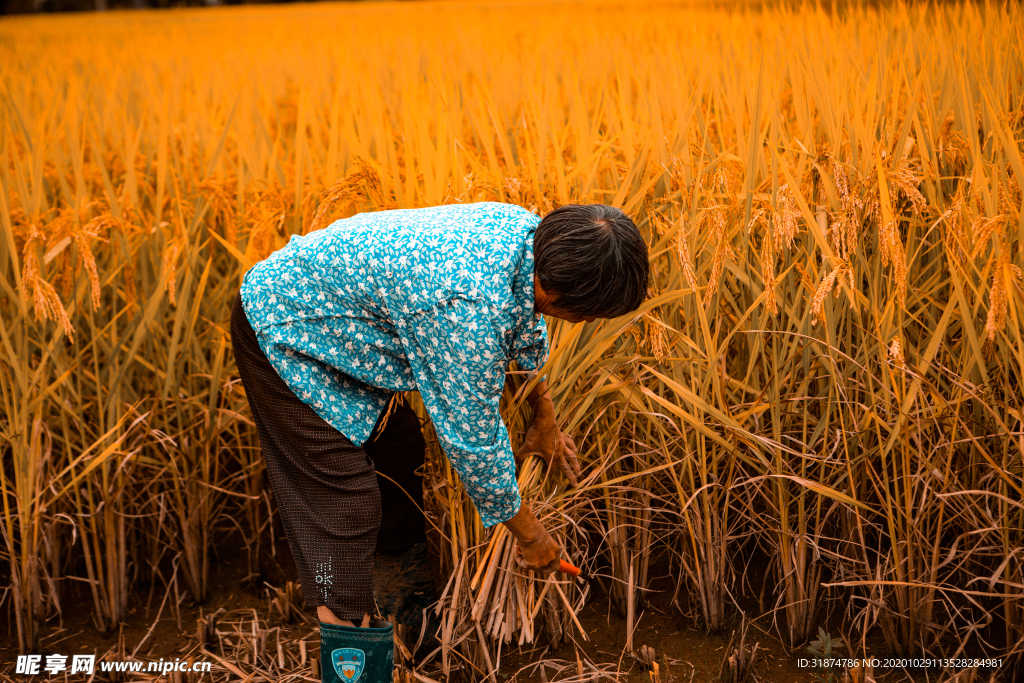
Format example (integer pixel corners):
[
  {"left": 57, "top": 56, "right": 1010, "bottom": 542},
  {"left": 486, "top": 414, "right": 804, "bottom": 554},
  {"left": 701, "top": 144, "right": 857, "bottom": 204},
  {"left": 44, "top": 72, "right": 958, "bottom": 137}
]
[
  {"left": 984, "top": 248, "right": 1010, "bottom": 342},
  {"left": 810, "top": 264, "right": 845, "bottom": 327}
]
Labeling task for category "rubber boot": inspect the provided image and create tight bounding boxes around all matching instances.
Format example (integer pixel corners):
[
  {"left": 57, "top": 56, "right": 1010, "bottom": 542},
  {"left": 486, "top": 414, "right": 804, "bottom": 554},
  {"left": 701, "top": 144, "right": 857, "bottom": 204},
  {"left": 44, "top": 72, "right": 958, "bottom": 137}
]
[{"left": 319, "top": 619, "right": 393, "bottom": 683}]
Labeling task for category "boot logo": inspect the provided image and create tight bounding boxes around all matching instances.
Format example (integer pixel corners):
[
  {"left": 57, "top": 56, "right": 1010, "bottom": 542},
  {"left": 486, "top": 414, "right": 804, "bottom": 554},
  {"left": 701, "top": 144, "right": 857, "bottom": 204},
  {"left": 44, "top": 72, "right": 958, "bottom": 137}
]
[{"left": 332, "top": 648, "right": 365, "bottom": 681}]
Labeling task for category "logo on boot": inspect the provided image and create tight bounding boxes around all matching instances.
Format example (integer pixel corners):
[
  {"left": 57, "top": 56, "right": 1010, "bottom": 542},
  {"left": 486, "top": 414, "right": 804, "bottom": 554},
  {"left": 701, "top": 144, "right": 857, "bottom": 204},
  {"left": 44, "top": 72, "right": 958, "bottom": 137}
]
[{"left": 332, "top": 648, "right": 365, "bottom": 682}]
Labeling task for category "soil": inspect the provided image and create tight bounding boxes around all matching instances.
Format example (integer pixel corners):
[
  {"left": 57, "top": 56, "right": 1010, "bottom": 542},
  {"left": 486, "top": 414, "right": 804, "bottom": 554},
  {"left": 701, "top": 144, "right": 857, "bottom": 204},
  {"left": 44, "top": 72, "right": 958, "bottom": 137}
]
[{"left": 0, "top": 533, "right": 832, "bottom": 683}]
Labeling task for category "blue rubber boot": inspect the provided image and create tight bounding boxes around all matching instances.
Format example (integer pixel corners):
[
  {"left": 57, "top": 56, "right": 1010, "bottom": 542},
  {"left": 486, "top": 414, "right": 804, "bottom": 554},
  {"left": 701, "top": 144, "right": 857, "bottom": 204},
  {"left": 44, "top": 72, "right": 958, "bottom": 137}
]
[{"left": 319, "top": 619, "right": 393, "bottom": 683}]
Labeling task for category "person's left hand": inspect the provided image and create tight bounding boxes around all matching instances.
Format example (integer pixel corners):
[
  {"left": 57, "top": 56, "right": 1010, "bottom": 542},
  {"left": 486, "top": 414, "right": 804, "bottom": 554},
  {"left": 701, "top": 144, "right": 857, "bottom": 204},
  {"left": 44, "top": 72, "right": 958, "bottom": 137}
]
[{"left": 516, "top": 409, "right": 581, "bottom": 487}]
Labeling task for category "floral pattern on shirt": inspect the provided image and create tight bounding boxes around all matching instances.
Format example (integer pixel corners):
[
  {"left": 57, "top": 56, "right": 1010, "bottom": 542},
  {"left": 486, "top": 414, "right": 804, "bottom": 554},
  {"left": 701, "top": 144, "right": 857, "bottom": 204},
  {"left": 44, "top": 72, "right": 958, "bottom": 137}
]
[{"left": 240, "top": 202, "right": 549, "bottom": 527}]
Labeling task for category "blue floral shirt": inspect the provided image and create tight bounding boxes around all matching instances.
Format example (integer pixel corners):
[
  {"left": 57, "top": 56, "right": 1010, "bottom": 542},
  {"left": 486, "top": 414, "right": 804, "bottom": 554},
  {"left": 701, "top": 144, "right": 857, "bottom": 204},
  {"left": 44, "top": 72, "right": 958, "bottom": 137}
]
[{"left": 239, "top": 202, "right": 549, "bottom": 527}]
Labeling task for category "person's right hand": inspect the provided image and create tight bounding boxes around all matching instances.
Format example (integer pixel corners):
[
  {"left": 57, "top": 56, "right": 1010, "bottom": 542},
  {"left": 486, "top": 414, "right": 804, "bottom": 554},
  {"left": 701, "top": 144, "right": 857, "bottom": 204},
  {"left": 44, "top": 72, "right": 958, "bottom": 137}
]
[
  {"left": 502, "top": 504, "right": 562, "bottom": 576},
  {"left": 514, "top": 527, "right": 561, "bottom": 576}
]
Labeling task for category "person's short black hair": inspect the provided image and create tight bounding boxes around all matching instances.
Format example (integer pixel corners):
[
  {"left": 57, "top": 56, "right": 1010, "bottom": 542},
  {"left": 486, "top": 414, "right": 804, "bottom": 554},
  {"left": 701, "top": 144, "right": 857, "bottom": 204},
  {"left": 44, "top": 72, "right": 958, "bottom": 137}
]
[{"left": 533, "top": 204, "right": 650, "bottom": 318}]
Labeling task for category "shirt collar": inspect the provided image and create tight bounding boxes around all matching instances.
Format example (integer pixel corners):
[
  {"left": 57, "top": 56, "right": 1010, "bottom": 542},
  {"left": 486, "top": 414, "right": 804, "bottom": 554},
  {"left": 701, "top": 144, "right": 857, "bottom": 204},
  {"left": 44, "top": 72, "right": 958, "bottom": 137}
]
[{"left": 510, "top": 224, "right": 538, "bottom": 323}]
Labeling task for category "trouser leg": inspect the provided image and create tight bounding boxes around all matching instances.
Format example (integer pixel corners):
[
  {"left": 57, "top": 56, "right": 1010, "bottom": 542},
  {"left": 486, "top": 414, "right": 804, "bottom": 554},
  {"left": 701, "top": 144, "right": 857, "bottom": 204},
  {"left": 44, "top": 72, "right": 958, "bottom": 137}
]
[{"left": 230, "top": 292, "right": 379, "bottom": 621}]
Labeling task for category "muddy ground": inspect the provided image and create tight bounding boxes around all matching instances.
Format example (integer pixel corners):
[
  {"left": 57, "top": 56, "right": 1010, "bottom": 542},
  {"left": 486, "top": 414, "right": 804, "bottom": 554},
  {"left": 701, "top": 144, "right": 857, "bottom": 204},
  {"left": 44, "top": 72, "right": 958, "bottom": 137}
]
[{"left": 0, "top": 529, "right": 911, "bottom": 683}]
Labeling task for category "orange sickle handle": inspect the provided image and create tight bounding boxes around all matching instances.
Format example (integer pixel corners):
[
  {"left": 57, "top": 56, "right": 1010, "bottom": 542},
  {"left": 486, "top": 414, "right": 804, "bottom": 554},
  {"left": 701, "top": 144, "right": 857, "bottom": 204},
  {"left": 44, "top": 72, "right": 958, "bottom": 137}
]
[{"left": 559, "top": 559, "right": 581, "bottom": 576}]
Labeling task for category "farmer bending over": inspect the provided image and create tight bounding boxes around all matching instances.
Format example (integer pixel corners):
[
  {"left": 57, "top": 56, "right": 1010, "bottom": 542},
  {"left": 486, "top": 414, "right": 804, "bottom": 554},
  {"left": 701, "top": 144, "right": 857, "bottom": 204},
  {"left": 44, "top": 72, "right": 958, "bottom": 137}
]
[{"left": 229, "top": 202, "right": 649, "bottom": 683}]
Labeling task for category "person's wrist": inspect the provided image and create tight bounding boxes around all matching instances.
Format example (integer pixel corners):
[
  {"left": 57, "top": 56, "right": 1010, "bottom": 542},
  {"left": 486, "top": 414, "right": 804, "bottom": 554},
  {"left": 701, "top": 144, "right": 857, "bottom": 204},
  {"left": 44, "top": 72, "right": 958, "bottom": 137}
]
[
  {"left": 532, "top": 397, "right": 555, "bottom": 420},
  {"left": 526, "top": 381, "right": 552, "bottom": 411},
  {"left": 518, "top": 534, "right": 540, "bottom": 548},
  {"left": 517, "top": 515, "right": 544, "bottom": 547},
  {"left": 516, "top": 520, "right": 543, "bottom": 546},
  {"left": 504, "top": 505, "right": 539, "bottom": 546}
]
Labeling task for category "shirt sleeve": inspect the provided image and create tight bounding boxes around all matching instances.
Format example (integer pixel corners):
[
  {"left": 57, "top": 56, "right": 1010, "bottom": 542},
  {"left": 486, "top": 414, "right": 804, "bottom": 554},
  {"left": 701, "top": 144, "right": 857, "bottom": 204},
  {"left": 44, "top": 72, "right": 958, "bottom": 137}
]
[
  {"left": 511, "top": 312, "right": 549, "bottom": 375},
  {"left": 394, "top": 296, "right": 521, "bottom": 527}
]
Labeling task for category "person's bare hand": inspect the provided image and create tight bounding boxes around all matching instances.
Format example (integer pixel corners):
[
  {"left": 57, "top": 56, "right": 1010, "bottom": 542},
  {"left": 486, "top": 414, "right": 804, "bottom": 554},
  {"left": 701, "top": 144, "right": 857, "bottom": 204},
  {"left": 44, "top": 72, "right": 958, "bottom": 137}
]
[
  {"left": 516, "top": 409, "right": 582, "bottom": 486},
  {"left": 515, "top": 532, "right": 561, "bottom": 576},
  {"left": 503, "top": 505, "right": 562, "bottom": 576}
]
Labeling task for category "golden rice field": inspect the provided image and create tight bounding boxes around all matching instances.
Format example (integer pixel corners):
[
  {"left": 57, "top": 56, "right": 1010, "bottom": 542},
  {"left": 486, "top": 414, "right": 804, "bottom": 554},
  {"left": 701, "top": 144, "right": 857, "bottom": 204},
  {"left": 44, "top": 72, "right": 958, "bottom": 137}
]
[{"left": 1, "top": 0, "right": 1023, "bottom": 680}]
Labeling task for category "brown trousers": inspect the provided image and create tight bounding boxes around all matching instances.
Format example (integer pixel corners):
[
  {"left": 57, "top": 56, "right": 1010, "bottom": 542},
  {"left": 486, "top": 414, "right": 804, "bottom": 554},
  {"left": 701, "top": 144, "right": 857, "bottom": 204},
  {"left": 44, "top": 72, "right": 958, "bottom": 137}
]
[{"left": 230, "top": 292, "right": 426, "bottom": 620}]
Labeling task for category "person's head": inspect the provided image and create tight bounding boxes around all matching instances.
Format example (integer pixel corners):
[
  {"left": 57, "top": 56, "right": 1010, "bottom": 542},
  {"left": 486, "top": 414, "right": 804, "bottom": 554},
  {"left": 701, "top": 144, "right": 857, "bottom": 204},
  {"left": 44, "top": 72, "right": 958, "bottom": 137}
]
[{"left": 532, "top": 204, "right": 650, "bottom": 323}]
